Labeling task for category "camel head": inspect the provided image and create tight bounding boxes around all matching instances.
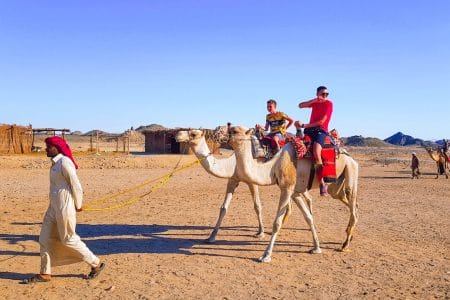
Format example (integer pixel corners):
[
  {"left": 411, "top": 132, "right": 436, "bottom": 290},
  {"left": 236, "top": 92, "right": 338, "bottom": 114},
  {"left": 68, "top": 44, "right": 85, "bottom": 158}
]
[
  {"left": 227, "top": 125, "right": 254, "bottom": 149},
  {"left": 175, "top": 129, "right": 205, "bottom": 146}
]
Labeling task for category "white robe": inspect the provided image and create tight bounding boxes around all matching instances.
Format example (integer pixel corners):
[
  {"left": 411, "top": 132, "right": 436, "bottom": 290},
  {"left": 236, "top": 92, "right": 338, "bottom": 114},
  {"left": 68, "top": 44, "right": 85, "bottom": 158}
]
[{"left": 39, "top": 153, "right": 99, "bottom": 274}]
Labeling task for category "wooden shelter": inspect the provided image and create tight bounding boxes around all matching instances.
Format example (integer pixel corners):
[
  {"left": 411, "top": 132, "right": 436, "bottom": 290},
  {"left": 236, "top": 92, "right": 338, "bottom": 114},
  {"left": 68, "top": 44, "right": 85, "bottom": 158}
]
[
  {"left": 0, "top": 124, "right": 33, "bottom": 154},
  {"left": 31, "top": 128, "right": 71, "bottom": 151},
  {"left": 142, "top": 128, "right": 218, "bottom": 154},
  {"left": 88, "top": 131, "right": 130, "bottom": 154}
]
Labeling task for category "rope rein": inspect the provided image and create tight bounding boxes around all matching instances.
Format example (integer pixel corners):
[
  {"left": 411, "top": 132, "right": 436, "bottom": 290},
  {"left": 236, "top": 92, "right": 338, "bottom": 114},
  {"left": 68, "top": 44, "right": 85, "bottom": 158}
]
[
  {"left": 82, "top": 157, "right": 203, "bottom": 212},
  {"left": 83, "top": 128, "right": 224, "bottom": 212}
]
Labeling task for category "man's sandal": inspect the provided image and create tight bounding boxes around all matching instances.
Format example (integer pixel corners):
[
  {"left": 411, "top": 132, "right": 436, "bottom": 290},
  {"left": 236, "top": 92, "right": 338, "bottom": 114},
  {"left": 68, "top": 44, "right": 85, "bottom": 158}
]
[
  {"left": 22, "top": 274, "right": 51, "bottom": 284},
  {"left": 85, "top": 262, "right": 106, "bottom": 280}
]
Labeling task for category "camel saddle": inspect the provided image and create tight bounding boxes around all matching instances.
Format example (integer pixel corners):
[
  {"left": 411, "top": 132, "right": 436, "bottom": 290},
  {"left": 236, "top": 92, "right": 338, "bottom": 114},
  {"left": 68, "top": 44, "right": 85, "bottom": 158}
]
[{"left": 286, "top": 132, "right": 338, "bottom": 186}]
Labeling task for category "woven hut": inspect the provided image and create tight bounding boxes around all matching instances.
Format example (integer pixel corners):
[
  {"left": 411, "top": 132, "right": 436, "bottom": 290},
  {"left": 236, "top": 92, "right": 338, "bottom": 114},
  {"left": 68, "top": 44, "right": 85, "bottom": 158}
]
[
  {"left": 0, "top": 124, "right": 33, "bottom": 154},
  {"left": 142, "top": 128, "right": 218, "bottom": 154}
]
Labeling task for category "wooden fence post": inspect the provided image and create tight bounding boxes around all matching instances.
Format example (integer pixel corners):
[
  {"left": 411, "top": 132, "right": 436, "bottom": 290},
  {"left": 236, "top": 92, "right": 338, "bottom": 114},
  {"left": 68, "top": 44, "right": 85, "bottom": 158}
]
[{"left": 96, "top": 131, "right": 99, "bottom": 154}]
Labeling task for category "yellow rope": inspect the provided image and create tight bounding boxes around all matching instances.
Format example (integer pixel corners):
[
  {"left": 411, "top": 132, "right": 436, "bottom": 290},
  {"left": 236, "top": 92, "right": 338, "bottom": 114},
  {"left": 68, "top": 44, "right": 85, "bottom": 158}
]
[{"left": 83, "top": 158, "right": 203, "bottom": 212}]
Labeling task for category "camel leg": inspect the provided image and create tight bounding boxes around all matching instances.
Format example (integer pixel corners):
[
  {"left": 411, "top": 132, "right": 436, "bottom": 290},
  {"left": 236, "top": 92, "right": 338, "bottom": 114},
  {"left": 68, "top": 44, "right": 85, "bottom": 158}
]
[
  {"left": 341, "top": 185, "right": 358, "bottom": 251},
  {"left": 303, "top": 190, "right": 314, "bottom": 214},
  {"left": 258, "top": 188, "right": 293, "bottom": 263},
  {"left": 282, "top": 201, "right": 292, "bottom": 225},
  {"left": 206, "top": 178, "right": 239, "bottom": 243},
  {"left": 342, "top": 193, "right": 358, "bottom": 251},
  {"left": 293, "top": 192, "right": 321, "bottom": 253},
  {"left": 247, "top": 183, "right": 265, "bottom": 238}
]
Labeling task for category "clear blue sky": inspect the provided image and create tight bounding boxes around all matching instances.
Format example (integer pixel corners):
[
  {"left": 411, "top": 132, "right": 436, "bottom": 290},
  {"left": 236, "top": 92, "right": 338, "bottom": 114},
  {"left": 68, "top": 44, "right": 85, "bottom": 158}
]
[{"left": 1, "top": 1, "right": 449, "bottom": 140}]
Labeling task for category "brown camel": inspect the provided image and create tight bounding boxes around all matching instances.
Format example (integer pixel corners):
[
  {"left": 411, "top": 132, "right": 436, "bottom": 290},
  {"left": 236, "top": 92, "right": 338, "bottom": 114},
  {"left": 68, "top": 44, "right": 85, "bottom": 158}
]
[{"left": 424, "top": 147, "right": 448, "bottom": 179}]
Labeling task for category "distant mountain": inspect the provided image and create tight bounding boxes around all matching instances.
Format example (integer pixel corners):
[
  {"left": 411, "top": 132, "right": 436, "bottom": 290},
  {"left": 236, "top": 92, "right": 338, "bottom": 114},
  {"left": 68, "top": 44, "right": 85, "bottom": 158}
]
[
  {"left": 343, "top": 135, "right": 392, "bottom": 147},
  {"left": 83, "top": 130, "right": 115, "bottom": 136},
  {"left": 70, "top": 131, "right": 83, "bottom": 135},
  {"left": 435, "top": 139, "right": 449, "bottom": 146},
  {"left": 135, "top": 124, "right": 167, "bottom": 132},
  {"left": 384, "top": 132, "right": 424, "bottom": 146}
]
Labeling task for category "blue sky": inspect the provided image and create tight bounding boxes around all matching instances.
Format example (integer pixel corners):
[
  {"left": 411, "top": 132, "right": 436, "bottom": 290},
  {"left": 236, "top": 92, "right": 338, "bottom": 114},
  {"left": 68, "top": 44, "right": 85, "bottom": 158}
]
[{"left": 1, "top": 1, "right": 449, "bottom": 140}]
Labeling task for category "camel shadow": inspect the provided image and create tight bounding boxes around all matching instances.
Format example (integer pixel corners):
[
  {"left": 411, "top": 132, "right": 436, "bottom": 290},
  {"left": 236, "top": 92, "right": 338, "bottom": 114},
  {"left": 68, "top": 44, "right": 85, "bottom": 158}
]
[
  {"left": 361, "top": 175, "right": 409, "bottom": 179},
  {"left": 1, "top": 223, "right": 210, "bottom": 257},
  {"left": 1, "top": 223, "right": 341, "bottom": 267},
  {"left": 361, "top": 170, "right": 442, "bottom": 179}
]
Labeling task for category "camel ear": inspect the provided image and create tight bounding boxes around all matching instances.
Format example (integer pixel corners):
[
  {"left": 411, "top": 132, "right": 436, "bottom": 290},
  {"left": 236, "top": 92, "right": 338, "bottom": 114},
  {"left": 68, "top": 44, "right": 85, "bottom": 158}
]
[{"left": 246, "top": 128, "right": 254, "bottom": 136}]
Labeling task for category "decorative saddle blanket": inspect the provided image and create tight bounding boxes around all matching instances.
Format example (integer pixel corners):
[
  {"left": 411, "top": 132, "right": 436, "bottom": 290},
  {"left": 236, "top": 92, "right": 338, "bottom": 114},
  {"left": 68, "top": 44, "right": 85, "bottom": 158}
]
[{"left": 286, "top": 133, "right": 338, "bottom": 184}]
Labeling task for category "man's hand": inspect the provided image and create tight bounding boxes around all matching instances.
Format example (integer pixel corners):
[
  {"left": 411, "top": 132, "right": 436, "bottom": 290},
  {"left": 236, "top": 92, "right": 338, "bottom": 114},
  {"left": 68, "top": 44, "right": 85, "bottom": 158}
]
[
  {"left": 76, "top": 207, "right": 83, "bottom": 212},
  {"left": 294, "top": 120, "right": 303, "bottom": 129},
  {"left": 255, "top": 124, "right": 264, "bottom": 130}
]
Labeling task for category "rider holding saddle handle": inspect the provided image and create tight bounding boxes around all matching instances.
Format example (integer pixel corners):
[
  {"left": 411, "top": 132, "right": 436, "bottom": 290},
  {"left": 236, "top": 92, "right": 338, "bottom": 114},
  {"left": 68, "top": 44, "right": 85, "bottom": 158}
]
[
  {"left": 295, "top": 86, "right": 333, "bottom": 196},
  {"left": 256, "top": 99, "right": 294, "bottom": 153}
]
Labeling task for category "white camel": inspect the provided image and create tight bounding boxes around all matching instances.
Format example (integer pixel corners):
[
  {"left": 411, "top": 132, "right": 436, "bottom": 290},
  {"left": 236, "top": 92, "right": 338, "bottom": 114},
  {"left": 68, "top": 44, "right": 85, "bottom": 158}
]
[
  {"left": 175, "top": 129, "right": 270, "bottom": 243},
  {"left": 224, "top": 125, "right": 359, "bottom": 262}
]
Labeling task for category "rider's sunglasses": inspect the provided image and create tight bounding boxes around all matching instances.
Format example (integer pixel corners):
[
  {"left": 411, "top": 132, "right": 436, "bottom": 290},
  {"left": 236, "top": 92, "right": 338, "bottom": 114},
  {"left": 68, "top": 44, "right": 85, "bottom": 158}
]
[{"left": 321, "top": 93, "right": 329, "bottom": 96}]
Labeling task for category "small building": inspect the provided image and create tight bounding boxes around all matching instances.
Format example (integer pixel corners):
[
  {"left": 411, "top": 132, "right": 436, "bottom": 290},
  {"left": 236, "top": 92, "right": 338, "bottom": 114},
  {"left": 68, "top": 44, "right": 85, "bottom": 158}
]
[
  {"left": 0, "top": 124, "right": 33, "bottom": 154},
  {"left": 142, "top": 128, "right": 218, "bottom": 154}
]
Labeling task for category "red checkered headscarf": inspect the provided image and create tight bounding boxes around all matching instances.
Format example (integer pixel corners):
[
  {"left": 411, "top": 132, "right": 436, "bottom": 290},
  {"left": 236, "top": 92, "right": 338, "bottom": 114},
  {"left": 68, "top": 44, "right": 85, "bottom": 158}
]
[{"left": 45, "top": 136, "right": 78, "bottom": 169}]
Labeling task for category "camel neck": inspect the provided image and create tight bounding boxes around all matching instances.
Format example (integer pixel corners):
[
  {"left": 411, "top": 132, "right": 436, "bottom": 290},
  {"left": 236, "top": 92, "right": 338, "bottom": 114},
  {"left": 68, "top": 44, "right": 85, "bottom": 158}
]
[
  {"left": 232, "top": 139, "right": 277, "bottom": 185},
  {"left": 191, "top": 138, "right": 236, "bottom": 178}
]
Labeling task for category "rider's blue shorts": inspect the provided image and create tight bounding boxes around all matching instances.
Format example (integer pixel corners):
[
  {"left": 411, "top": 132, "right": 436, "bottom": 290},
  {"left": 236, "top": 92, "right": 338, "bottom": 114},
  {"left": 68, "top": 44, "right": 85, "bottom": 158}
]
[
  {"left": 304, "top": 127, "right": 328, "bottom": 147},
  {"left": 266, "top": 132, "right": 284, "bottom": 141}
]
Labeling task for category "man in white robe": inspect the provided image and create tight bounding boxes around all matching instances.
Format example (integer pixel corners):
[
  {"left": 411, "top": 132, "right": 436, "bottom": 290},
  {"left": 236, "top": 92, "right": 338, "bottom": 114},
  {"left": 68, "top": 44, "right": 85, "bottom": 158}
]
[{"left": 23, "top": 136, "right": 105, "bottom": 283}]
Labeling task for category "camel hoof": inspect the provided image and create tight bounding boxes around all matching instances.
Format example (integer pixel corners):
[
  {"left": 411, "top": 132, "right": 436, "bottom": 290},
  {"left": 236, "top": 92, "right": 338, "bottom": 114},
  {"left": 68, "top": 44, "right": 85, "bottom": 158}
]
[
  {"left": 204, "top": 237, "right": 216, "bottom": 244},
  {"left": 310, "top": 248, "right": 322, "bottom": 254},
  {"left": 258, "top": 254, "right": 272, "bottom": 263},
  {"left": 255, "top": 232, "right": 265, "bottom": 239},
  {"left": 340, "top": 247, "right": 351, "bottom": 252}
]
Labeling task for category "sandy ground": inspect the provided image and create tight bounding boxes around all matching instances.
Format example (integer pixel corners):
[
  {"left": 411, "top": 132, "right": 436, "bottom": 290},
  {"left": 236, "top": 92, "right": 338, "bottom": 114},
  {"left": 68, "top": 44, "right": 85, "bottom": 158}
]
[{"left": 0, "top": 146, "right": 449, "bottom": 299}]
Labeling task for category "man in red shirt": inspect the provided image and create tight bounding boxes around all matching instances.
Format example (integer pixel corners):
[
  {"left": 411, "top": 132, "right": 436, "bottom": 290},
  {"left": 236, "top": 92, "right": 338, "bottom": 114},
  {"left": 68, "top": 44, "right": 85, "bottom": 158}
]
[{"left": 295, "top": 86, "right": 333, "bottom": 196}]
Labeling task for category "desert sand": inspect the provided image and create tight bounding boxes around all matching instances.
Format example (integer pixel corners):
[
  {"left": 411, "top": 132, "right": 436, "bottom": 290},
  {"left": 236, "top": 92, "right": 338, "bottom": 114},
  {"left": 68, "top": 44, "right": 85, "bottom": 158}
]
[{"left": 0, "top": 145, "right": 449, "bottom": 299}]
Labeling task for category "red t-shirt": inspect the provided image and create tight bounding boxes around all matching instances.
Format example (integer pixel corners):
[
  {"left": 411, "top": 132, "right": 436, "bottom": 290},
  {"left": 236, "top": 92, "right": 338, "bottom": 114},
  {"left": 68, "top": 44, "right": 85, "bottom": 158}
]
[{"left": 309, "top": 100, "right": 333, "bottom": 132}]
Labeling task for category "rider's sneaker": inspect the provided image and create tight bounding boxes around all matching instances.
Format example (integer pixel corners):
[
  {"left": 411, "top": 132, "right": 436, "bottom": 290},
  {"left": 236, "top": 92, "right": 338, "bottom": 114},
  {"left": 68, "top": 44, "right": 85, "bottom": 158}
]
[{"left": 320, "top": 183, "right": 329, "bottom": 196}]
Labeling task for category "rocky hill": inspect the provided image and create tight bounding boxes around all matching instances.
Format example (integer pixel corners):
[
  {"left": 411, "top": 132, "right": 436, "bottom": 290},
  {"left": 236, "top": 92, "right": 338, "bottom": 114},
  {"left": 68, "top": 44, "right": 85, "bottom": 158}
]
[
  {"left": 135, "top": 124, "right": 167, "bottom": 132},
  {"left": 384, "top": 132, "right": 423, "bottom": 146},
  {"left": 342, "top": 136, "right": 392, "bottom": 147},
  {"left": 83, "top": 130, "right": 115, "bottom": 136}
]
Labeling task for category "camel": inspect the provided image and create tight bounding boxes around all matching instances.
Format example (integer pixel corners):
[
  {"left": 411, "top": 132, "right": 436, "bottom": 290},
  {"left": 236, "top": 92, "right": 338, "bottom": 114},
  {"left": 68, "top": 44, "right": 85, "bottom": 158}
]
[
  {"left": 424, "top": 147, "right": 448, "bottom": 179},
  {"left": 175, "top": 129, "right": 270, "bottom": 243},
  {"left": 222, "top": 125, "right": 359, "bottom": 262}
]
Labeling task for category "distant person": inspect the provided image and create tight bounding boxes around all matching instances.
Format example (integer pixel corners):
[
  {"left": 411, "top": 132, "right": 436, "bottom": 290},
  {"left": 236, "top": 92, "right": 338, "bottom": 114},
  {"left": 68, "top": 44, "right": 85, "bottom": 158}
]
[
  {"left": 295, "top": 86, "right": 333, "bottom": 196},
  {"left": 256, "top": 99, "right": 294, "bottom": 152},
  {"left": 443, "top": 139, "right": 449, "bottom": 162},
  {"left": 23, "top": 136, "right": 105, "bottom": 284},
  {"left": 411, "top": 152, "right": 420, "bottom": 179}
]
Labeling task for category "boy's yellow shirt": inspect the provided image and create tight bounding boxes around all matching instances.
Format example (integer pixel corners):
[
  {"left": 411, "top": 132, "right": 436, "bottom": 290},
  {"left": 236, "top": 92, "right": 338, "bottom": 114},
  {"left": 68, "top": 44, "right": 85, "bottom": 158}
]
[{"left": 266, "top": 111, "right": 289, "bottom": 134}]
